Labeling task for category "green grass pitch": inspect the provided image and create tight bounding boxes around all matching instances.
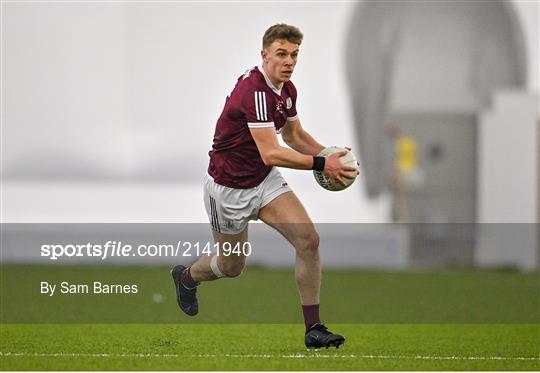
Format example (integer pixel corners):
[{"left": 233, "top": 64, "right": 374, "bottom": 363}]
[
  {"left": 1, "top": 266, "right": 539, "bottom": 370},
  {"left": 2, "top": 324, "right": 539, "bottom": 370}
]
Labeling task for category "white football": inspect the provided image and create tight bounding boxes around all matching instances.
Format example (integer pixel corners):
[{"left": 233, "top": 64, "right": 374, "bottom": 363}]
[{"left": 313, "top": 146, "right": 358, "bottom": 191}]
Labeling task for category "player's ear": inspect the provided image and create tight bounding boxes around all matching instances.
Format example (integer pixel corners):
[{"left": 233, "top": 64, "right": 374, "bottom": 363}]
[{"left": 261, "top": 48, "right": 268, "bottom": 62}]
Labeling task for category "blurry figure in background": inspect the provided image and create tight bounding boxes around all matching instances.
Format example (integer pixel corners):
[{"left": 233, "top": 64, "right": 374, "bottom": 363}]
[
  {"left": 387, "top": 125, "right": 424, "bottom": 223},
  {"left": 172, "top": 23, "right": 357, "bottom": 349}
]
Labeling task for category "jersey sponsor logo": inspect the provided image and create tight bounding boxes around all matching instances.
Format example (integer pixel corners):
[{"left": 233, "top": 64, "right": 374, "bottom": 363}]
[
  {"left": 254, "top": 91, "right": 268, "bottom": 121},
  {"left": 286, "top": 97, "right": 292, "bottom": 109}
]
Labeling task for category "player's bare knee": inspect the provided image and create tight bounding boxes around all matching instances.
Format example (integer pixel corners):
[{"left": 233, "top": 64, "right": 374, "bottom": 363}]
[
  {"left": 295, "top": 230, "right": 320, "bottom": 254},
  {"left": 221, "top": 261, "right": 245, "bottom": 278}
]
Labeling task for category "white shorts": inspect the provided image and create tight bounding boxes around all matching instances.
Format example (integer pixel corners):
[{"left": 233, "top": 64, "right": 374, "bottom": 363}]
[{"left": 203, "top": 167, "right": 293, "bottom": 235}]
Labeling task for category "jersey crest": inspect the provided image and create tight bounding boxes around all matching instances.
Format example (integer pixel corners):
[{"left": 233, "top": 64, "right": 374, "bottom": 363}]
[{"left": 286, "top": 97, "right": 293, "bottom": 110}]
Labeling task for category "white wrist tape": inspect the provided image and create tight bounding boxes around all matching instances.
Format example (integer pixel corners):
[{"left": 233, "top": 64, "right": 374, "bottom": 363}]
[{"left": 210, "top": 254, "right": 225, "bottom": 278}]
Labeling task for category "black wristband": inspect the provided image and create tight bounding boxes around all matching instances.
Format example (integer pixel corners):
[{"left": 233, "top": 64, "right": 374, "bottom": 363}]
[{"left": 312, "top": 156, "right": 325, "bottom": 172}]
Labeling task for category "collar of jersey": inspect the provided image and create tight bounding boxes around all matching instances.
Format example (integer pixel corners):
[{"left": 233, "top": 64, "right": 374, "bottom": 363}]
[{"left": 257, "top": 65, "right": 283, "bottom": 96}]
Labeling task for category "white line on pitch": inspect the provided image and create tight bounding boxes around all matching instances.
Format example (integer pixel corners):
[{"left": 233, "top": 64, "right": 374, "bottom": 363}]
[
  {"left": 284, "top": 354, "right": 540, "bottom": 361},
  {"left": 0, "top": 351, "right": 539, "bottom": 361}
]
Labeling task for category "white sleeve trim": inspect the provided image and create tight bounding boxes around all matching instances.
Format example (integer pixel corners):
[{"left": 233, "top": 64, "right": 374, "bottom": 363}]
[
  {"left": 286, "top": 115, "right": 299, "bottom": 122},
  {"left": 248, "top": 122, "right": 275, "bottom": 128}
]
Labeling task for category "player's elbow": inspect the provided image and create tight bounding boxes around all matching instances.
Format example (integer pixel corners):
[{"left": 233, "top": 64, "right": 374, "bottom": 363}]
[
  {"left": 261, "top": 155, "right": 275, "bottom": 166},
  {"left": 260, "top": 149, "right": 280, "bottom": 166},
  {"left": 281, "top": 129, "right": 299, "bottom": 148},
  {"left": 282, "top": 137, "right": 297, "bottom": 150},
  {"left": 281, "top": 132, "right": 294, "bottom": 146}
]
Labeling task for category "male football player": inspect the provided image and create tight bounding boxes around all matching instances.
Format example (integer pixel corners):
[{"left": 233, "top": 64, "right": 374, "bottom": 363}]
[{"left": 172, "top": 23, "right": 357, "bottom": 349}]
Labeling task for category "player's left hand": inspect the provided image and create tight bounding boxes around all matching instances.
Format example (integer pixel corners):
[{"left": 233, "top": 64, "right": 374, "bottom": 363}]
[{"left": 324, "top": 149, "right": 358, "bottom": 186}]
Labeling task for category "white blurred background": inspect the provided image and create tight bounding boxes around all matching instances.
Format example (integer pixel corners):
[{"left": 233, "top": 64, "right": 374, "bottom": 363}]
[{"left": 3, "top": 2, "right": 386, "bottom": 223}]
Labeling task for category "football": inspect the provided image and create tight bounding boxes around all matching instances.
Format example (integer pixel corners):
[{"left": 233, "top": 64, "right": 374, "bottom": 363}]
[{"left": 313, "top": 146, "right": 358, "bottom": 191}]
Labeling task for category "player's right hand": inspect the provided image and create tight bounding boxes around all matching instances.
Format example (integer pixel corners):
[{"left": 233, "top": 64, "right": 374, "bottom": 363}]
[{"left": 323, "top": 149, "right": 358, "bottom": 186}]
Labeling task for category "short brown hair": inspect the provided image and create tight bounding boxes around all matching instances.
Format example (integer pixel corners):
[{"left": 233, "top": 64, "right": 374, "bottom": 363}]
[{"left": 262, "top": 23, "right": 303, "bottom": 49}]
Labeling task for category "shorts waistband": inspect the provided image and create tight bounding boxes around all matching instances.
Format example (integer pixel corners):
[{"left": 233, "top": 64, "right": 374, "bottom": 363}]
[{"left": 205, "top": 168, "right": 277, "bottom": 189}]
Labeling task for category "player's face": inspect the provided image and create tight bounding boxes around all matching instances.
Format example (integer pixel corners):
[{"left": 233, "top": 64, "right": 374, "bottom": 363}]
[{"left": 261, "top": 39, "right": 299, "bottom": 86}]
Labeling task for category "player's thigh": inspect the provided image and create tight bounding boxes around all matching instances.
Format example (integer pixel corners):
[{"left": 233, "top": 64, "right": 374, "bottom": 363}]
[
  {"left": 212, "top": 226, "right": 249, "bottom": 269},
  {"left": 258, "top": 191, "right": 319, "bottom": 250}
]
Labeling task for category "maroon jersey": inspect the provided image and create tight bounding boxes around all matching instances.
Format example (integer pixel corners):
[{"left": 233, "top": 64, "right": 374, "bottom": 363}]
[{"left": 208, "top": 66, "right": 298, "bottom": 188}]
